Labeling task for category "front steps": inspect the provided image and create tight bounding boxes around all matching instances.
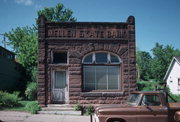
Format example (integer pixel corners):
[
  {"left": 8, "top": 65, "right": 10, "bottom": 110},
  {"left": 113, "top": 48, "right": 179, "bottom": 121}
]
[{"left": 38, "top": 104, "right": 82, "bottom": 115}]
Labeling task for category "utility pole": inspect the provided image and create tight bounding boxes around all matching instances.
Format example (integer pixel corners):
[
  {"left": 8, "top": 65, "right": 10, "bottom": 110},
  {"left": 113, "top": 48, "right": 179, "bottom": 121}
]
[{"left": 0, "top": 33, "right": 6, "bottom": 48}]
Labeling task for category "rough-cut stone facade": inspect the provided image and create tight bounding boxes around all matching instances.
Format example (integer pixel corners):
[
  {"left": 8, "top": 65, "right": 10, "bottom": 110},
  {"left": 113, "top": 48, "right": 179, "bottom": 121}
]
[{"left": 38, "top": 15, "right": 136, "bottom": 107}]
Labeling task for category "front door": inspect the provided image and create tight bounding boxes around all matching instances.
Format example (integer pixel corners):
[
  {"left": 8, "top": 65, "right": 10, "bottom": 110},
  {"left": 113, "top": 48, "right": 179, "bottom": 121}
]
[{"left": 52, "top": 71, "right": 68, "bottom": 103}]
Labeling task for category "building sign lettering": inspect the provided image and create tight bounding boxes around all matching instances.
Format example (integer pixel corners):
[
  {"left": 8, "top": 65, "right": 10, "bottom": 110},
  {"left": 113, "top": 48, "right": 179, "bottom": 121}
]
[{"left": 47, "top": 29, "right": 128, "bottom": 39}]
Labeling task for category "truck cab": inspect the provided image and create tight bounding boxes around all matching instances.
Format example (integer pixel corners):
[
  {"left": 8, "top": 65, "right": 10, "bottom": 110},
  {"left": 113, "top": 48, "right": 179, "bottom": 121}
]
[{"left": 93, "top": 91, "right": 180, "bottom": 122}]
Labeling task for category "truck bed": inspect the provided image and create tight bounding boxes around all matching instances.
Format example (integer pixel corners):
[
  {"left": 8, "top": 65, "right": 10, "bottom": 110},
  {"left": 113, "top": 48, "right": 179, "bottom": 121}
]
[
  {"left": 169, "top": 103, "right": 180, "bottom": 109},
  {"left": 168, "top": 103, "right": 180, "bottom": 122}
]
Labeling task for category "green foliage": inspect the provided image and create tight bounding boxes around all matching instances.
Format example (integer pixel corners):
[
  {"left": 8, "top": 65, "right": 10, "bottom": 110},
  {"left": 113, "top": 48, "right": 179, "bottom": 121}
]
[
  {"left": 136, "top": 51, "right": 152, "bottom": 81},
  {"left": 151, "top": 43, "right": 180, "bottom": 81},
  {"left": 37, "top": 3, "right": 76, "bottom": 22},
  {"left": 5, "top": 26, "right": 38, "bottom": 83},
  {"left": 0, "top": 91, "right": 21, "bottom": 107},
  {"left": 2, "top": 100, "right": 38, "bottom": 112},
  {"left": 25, "top": 101, "right": 40, "bottom": 114},
  {"left": 137, "top": 43, "right": 180, "bottom": 82},
  {"left": 137, "top": 80, "right": 159, "bottom": 91},
  {"left": 25, "top": 82, "right": 37, "bottom": 100},
  {"left": 74, "top": 104, "right": 82, "bottom": 111},
  {"left": 168, "top": 93, "right": 180, "bottom": 102},
  {"left": 84, "top": 105, "right": 94, "bottom": 115},
  {"left": 5, "top": 3, "right": 76, "bottom": 91}
]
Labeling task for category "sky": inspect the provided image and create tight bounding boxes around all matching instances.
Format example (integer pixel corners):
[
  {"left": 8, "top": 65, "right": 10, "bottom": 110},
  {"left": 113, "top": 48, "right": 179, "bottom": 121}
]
[{"left": 0, "top": 0, "right": 180, "bottom": 53}]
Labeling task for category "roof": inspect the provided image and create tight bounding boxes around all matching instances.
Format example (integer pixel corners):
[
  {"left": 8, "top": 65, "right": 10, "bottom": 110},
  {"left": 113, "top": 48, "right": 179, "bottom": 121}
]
[
  {"left": 175, "top": 56, "right": 180, "bottom": 64},
  {"left": 0, "top": 46, "right": 15, "bottom": 55},
  {"left": 164, "top": 56, "right": 180, "bottom": 81}
]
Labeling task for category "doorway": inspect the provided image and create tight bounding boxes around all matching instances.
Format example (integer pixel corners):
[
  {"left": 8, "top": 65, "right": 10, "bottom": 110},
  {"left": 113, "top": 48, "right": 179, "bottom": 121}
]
[{"left": 52, "top": 71, "right": 68, "bottom": 103}]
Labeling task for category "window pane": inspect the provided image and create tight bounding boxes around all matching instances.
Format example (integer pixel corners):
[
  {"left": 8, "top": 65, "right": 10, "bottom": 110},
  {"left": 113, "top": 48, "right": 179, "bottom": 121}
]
[
  {"left": 83, "top": 54, "right": 93, "bottom": 64},
  {"left": 83, "top": 66, "right": 120, "bottom": 91},
  {"left": 55, "top": 71, "right": 66, "bottom": 89},
  {"left": 141, "top": 95, "right": 161, "bottom": 106},
  {"left": 111, "top": 54, "right": 120, "bottom": 63},
  {"left": 84, "top": 66, "right": 95, "bottom": 91},
  {"left": 95, "top": 53, "right": 107, "bottom": 64},
  {"left": 53, "top": 52, "right": 67, "bottom": 63},
  {"left": 108, "top": 66, "right": 119, "bottom": 89},
  {"left": 96, "top": 66, "right": 107, "bottom": 90}
]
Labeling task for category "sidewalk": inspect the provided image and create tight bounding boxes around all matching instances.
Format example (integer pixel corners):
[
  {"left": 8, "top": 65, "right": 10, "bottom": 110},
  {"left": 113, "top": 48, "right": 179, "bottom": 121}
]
[{"left": 0, "top": 111, "right": 90, "bottom": 122}]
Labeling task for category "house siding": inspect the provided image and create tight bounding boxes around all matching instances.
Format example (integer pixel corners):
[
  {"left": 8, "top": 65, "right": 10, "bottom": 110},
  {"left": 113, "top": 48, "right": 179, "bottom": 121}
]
[{"left": 166, "top": 61, "right": 180, "bottom": 95}]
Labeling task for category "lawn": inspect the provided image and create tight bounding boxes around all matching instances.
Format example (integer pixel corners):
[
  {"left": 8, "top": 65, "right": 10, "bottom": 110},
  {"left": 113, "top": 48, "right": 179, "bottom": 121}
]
[{"left": 1, "top": 101, "right": 37, "bottom": 112}]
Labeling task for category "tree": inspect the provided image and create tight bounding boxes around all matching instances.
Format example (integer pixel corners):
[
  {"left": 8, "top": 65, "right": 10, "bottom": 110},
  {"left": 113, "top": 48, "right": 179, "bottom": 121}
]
[
  {"left": 151, "top": 43, "right": 180, "bottom": 82},
  {"left": 37, "top": 3, "right": 76, "bottom": 22},
  {"left": 6, "top": 26, "right": 37, "bottom": 82},
  {"left": 136, "top": 50, "right": 152, "bottom": 81},
  {"left": 5, "top": 3, "right": 76, "bottom": 84}
]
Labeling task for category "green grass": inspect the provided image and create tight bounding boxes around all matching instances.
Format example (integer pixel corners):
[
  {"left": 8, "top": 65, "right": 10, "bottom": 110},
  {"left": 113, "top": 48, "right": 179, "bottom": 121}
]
[{"left": 2, "top": 100, "right": 36, "bottom": 112}]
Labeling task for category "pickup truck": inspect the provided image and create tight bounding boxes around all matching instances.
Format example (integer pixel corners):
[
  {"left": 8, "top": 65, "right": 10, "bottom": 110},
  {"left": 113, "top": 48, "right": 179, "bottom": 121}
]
[{"left": 92, "top": 91, "right": 180, "bottom": 122}]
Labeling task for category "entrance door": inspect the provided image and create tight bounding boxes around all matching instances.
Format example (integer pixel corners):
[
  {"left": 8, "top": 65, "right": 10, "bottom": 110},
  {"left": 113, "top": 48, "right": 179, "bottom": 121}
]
[{"left": 52, "top": 71, "right": 68, "bottom": 103}]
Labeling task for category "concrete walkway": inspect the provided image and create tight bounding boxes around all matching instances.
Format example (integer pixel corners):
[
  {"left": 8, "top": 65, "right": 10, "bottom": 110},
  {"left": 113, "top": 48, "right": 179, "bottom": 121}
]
[{"left": 0, "top": 111, "right": 90, "bottom": 122}]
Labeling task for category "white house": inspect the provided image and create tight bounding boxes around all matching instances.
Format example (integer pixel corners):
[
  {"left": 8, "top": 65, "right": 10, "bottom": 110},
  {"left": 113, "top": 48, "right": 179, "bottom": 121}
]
[{"left": 164, "top": 56, "right": 180, "bottom": 95}]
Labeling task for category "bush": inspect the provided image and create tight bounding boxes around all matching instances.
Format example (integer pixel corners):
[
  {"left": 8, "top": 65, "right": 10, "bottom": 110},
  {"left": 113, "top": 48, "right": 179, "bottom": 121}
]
[
  {"left": 168, "top": 92, "right": 180, "bottom": 102},
  {"left": 85, "top": 105, "right": 94, "bottom": 115},
  {"left": 0, "top": 91, "right": 21, "bottom": 107},
  {"left": 137, "top": 80, "right": 158, "bottom": 91},
  {"left": 25, "top": 101, "right": 40, "bottom": 114},
  {"left": 74, "top": 104, "right": 82, "bottom": 111},
  {"left": 25, "top": 82, "right": 37, "bottom": 100}
]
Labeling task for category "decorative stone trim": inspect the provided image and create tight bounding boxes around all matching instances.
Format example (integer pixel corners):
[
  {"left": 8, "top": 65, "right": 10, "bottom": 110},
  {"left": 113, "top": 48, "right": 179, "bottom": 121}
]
[{"left": 81, "top": 92, "right": 124, "bottom": 97}]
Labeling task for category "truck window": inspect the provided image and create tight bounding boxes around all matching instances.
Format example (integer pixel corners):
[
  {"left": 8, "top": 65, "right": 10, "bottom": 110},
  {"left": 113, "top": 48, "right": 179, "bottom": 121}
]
[
  {"left": 141, "top": 95, "right": 161, "bottom": 106},
  {"left": 127, "top": 93, "right": 140, "bottom": 105}
]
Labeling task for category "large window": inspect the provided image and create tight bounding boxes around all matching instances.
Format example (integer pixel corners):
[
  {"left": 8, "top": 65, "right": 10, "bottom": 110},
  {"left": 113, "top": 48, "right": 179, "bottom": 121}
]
[{"left": 83, "top": 52, "right": 121, "bottom": 91}]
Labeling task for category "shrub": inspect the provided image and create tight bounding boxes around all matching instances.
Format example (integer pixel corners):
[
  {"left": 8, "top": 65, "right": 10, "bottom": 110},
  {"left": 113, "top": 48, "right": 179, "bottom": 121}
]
[
  {"left": 0, "top": 91, "right": 21, "bottom": 107},
  {"left": 137, "top": 80, "right": 158, "bottom": 91},
  {"left": 25, "top": 82, "right": 37, "bottom": 100},
  {"left": 25, "top": 101, "right": 40, "bottom": 114},
  {"left": 74, "top": 104, "right": 82, "bottom": 111},
  {"left": 168, "top": 92, "right": 180, "bottom": 102},
  {"left": 85, "top": 105, "right": 94, "bottom": 115}
]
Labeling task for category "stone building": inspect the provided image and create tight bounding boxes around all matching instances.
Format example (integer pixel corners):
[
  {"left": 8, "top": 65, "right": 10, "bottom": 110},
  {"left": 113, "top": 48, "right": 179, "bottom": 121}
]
[{"left": 38, "top": 15, "right": 136, "bottom": 106}]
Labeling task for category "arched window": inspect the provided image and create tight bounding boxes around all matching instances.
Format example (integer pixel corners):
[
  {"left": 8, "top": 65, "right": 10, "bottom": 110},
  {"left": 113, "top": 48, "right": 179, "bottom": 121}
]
[{"left": 82, "top": 52, "right": 121, "bottom": 91}]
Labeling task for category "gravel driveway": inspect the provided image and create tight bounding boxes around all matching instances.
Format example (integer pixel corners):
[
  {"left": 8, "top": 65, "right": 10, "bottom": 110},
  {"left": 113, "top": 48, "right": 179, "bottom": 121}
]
[{"left": 0, "top": 111, "right": 90, "bottom": 122}]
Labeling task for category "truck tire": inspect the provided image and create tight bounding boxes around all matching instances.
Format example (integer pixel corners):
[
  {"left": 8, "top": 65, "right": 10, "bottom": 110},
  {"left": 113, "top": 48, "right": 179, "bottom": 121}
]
[
  {"left": 106, "top": 118, "right": 126, "bottom": 122},
  {"left": 175, "top": 111, "right": 180, "bottom": 122}
]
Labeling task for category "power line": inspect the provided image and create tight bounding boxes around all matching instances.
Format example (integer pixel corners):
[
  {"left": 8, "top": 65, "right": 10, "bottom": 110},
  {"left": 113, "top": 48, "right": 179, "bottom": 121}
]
[{"left": 0, "top": 33, "right": 6, "bottom": 48}]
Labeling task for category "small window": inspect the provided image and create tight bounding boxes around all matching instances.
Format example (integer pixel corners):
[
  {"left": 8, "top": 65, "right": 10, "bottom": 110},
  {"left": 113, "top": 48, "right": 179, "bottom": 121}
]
[
  {"left": 95, "top": 53, "right": 107, "bottom": 64},
  {"left": 178, "top": 78, "right": 180, "bottom": 85},
  {"left": 53, "top": 52, "right": 67, "bottom": 64}
]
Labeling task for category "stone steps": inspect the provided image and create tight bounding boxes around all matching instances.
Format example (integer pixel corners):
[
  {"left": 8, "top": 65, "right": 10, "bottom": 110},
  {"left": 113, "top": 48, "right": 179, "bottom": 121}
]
[{"left": 38, "top": 104, "right": 82, "bottom": 115}]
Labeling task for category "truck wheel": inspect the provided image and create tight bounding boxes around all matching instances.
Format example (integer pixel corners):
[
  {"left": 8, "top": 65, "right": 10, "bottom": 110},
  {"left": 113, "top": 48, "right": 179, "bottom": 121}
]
[
  {"left": 106, "top": 118, "right": 126, "bottom": 122},
  {"left": 175, "top": 111, "right": 180, "bottom": 122}
]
